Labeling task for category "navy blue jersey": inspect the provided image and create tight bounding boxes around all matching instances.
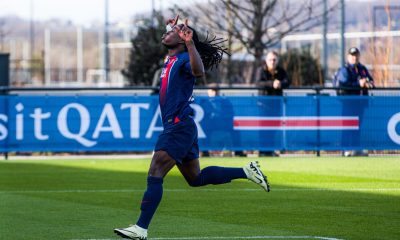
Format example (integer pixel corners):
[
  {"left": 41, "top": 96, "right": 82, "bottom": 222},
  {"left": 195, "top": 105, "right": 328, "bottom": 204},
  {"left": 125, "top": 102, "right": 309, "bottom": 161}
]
[{"left": 159, "top": 52, "right": 195, "bottom": 129}]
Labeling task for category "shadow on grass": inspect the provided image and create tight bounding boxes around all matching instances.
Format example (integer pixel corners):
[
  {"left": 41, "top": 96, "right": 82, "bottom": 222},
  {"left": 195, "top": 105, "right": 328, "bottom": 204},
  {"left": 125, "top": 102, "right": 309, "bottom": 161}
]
[{"left": 0, "top": 161, "right": 399, "bottom": 240}]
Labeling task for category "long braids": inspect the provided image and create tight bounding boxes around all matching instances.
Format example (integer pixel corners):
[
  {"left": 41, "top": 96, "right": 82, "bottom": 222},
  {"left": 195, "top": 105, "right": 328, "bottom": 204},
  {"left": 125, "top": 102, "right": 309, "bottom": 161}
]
[{"left": 189, "top": 27, "right": 230, "bottom": 71}]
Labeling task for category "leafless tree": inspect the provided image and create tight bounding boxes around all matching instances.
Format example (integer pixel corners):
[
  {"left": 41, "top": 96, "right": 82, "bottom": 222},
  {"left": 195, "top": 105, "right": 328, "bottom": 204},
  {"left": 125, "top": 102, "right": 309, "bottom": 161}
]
[
  {"left": 185, "top": 0, "right": 338, "bottom": 83},
  {"left": 368, "top": 2, "right": 399, "bottom": 86},
  {"left": 0, "top": 19, "right": 11, "bottom": 51}
]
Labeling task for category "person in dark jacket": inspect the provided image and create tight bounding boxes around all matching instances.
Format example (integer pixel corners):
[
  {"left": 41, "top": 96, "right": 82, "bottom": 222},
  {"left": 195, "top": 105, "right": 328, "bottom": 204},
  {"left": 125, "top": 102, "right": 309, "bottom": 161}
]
[
  {"left": 258, "top": 51, "right": 291, "bottom": 96},
  {"left": 201, "top": 84, "right": 241, "bottom": 157},
  {"left": 257, "top": 51, "right": 290, "bottom": 157},
  {"left": 337, "top": 47, "right": 374, "bottom": 157},
  {"left": 337, "top": 47, "right": 374, "bottom": 96}
]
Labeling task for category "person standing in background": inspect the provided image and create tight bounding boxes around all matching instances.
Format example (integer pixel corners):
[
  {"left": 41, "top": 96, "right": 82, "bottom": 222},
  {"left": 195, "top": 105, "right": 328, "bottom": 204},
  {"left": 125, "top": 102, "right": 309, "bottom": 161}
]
[
  {"left": 336, "top": 47, "right": 374, "bottom": 157},
  {"left": 257, "top": 51, "right": 291, "bottom": 157}
]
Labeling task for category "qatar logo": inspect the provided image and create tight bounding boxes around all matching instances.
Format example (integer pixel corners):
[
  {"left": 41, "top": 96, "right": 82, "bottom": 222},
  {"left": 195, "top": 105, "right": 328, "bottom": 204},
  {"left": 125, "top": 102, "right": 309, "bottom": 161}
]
[
  {"left": 0, "top": 102, "right": 206, "bottom": 148},
  {"left": 388, "top": 113, "right": 400, "bottom": 145}
]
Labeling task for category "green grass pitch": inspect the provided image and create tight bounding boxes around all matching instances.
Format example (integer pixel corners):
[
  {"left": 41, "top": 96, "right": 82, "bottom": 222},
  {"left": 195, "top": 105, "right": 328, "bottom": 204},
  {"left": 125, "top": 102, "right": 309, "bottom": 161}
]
[{"left": 1, "top": 156, "right": 399, "bottom": 240}]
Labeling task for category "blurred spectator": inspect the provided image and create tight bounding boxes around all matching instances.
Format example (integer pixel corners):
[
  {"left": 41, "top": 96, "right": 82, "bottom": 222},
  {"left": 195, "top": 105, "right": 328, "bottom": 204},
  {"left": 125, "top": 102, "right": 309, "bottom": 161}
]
[
  {"left": 202, "top": 84, "right": 245, "bottom": 157},
  {"left": 257, "top": 51, "right": 291, "bottom": 157},
  {"left": 337, "top": 47, "right": 374, "bottom": 96},
  {"left": 337, "top": 47, "right": 374, "bottom": 157},
  {"left": 258, "top": 51, "right": 291, "bottom": 96},
  {"left": 150, "top": 68, "right": 163, "bottom": 95}
]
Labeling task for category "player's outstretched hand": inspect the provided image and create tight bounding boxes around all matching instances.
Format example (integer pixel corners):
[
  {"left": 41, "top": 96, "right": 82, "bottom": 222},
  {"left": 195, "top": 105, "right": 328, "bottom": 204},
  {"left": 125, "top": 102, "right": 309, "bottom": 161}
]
[{"left": 178, "top": 19, "right": 193, "bottom": 43}]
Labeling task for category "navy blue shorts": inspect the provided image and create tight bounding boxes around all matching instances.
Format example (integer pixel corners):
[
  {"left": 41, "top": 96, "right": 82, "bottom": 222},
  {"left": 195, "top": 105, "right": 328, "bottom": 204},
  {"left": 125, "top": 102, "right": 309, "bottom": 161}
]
[{"left": 155, "top": 119, "right": 199, "bottom": 164}]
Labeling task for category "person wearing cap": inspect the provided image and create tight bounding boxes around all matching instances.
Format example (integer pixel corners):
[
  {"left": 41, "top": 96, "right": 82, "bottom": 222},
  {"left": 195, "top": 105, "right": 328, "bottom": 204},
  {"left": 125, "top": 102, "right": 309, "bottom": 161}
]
[
  {"left": 337, "top": 47, "right": 373, "bottom": 157},
  {"left": 336, "top": 47, "right": 374, "bottom": 95}
]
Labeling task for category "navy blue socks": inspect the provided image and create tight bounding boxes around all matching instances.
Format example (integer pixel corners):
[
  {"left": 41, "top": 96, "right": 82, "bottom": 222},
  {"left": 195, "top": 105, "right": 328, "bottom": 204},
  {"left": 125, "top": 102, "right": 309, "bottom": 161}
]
[
  {"left": 189, "top": 166, "right": 246, "bottom": 187},
  {"left": 136, "top": 176, "right": 163, "bottom": 229},
  {"left": 136, "top": 167, "right": 246, "bottom": 229}
]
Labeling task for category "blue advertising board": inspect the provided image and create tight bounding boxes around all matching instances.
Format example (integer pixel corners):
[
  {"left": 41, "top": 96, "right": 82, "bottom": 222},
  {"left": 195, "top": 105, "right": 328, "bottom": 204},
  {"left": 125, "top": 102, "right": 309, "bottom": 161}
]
[{"left": 0, "top": 95, "right": 399, "bottom": 152}]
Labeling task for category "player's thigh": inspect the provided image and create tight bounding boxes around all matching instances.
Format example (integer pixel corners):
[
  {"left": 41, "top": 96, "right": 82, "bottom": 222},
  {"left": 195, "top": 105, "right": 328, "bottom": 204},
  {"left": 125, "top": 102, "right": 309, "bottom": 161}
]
[
  {"left": 148, "top": 150, "right": 176, "bottom": 178},
  {"left": 176, "top": 158, "right": 201, "bottom": 183}
]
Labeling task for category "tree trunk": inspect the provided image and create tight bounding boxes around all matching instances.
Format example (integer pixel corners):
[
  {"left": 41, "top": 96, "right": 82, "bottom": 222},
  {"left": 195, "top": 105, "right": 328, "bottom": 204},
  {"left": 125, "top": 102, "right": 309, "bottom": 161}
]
[{"left": 251, "top": 47, "right": 263, "bottom": 84}]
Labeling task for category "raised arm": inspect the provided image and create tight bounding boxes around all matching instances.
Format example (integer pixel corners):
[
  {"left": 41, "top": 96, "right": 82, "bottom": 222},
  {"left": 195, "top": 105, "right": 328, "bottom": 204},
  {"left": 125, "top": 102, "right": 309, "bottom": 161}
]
[{"left": 178, "top": 19, "right": 205, "bottom": 77}]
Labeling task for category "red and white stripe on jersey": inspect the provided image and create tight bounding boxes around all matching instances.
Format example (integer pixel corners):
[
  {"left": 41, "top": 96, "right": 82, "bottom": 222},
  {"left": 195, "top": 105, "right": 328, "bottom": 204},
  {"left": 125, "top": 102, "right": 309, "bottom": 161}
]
[{"left": 160, "top": 56, "right": 177, "bottom": 106}]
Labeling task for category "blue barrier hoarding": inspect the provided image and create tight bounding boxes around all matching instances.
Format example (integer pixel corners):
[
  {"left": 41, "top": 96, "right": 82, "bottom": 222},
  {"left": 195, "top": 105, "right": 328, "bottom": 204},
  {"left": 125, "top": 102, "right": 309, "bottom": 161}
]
[{"left": 0, "top": 95, "right": 399, "bottom": 152}]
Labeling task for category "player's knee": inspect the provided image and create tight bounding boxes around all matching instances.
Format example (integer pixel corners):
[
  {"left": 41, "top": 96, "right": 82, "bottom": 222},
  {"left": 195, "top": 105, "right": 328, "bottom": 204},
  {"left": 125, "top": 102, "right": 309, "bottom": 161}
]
[
  {"left": 148, "top": 151, "right": 175, "bottom": 177},
  {"left": 187, "top": 175, "right": 203, "bottom": 187}
]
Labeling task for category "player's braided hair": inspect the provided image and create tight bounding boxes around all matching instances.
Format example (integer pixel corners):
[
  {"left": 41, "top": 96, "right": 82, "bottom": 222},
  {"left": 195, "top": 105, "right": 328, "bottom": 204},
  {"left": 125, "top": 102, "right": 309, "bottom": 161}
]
[{"left": 189, "top": 27, "right": 230, "bottom": 71}]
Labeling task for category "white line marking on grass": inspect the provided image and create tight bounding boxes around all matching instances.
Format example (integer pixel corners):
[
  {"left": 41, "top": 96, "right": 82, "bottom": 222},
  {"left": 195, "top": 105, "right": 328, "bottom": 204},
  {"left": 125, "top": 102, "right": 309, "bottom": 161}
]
[
  {"left": 71, "top": 236, "right": 344, "bottom": 240},
  {"left": 150, "top": 236, "right": 345, "bottom": 240},
  {"left": 2, "top": 188, "right": 400, "bottom": 194}
]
